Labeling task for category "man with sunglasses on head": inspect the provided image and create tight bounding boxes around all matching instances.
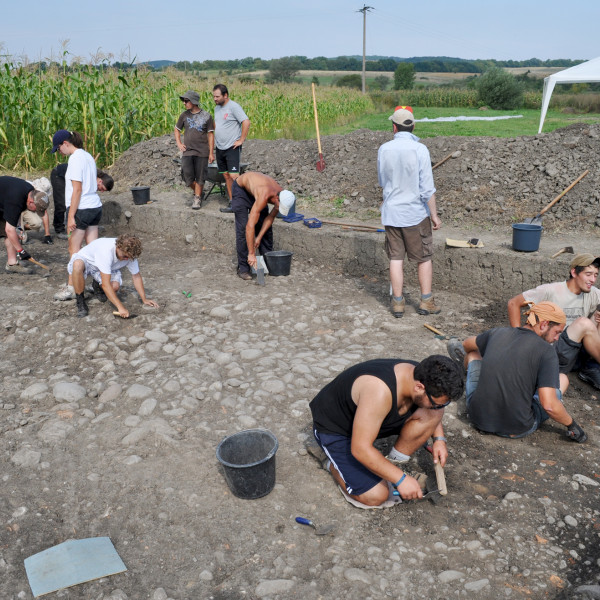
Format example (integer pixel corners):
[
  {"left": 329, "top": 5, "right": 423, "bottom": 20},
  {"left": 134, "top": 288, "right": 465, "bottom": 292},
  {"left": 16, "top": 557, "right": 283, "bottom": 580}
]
[
  {"left": 309, "top": 355, "right": 464, "bottom": 507},
  {"left": 448, "top": 301, "right": 587, "bottom": 443},
  {"left": 175, "top": 90, "right": 215, "bottom": 210}
]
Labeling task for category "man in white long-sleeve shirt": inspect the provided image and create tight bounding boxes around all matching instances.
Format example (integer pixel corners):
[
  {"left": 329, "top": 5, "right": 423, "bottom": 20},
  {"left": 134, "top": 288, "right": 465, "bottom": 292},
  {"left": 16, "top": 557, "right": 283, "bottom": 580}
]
[{"left": 377, "top": 107, "right": 441, "bottom": 318}]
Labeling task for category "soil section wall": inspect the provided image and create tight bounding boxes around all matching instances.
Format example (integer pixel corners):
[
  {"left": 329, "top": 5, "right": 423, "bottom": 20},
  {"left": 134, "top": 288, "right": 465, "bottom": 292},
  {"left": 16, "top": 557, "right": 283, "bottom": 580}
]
[{"left": 103, "top": 191, "right": 589, "bottom": 300}]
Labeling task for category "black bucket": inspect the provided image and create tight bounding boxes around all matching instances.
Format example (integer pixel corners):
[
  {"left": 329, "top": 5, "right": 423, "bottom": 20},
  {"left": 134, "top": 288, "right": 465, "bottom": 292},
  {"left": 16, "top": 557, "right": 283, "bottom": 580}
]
[
  {"left": 131, "top": 186, "right": 150, "bottom": 205},
  {"left": 512, "top": 223, "right": 542, "bottom": 252},
  {"left": 216, "top": 429, "right": 279, "bottom": 499},
  {"left": 264, "top": 250, "right": 293, "bottom": 276}
]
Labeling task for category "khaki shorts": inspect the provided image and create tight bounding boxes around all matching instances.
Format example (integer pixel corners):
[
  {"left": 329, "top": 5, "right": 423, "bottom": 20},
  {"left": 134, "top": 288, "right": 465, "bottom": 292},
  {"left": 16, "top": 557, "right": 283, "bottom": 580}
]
[{"left": 385, "top": 217, "right": 433, "bottom": 262}]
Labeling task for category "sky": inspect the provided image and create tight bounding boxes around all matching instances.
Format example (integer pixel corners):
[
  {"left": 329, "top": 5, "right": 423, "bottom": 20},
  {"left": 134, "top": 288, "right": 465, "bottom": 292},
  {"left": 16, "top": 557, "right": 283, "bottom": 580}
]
[{"left": 2, "top": 0, "right": 598, "bottom": 65}]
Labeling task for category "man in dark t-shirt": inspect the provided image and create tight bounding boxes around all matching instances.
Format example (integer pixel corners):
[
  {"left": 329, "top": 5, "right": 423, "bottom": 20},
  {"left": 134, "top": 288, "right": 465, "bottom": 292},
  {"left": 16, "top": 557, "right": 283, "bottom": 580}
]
[
  {"left": 174, "top": 90, "right": 215, "bottom": 210},
  {"left": 309, "top": 355, "right": 464, "bottom": 507},
  {"left": 0, "top": 176, "right": 49, "bottom": 274},
  {"left": 450, "top": 301, "right": 587, "bottom": 443}
]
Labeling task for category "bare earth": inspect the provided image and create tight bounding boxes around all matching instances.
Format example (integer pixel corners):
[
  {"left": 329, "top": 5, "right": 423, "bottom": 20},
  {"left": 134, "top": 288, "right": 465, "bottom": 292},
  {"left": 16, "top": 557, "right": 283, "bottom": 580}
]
[{"left": 2, "top": 125, "right": 600, "bottom": 599}]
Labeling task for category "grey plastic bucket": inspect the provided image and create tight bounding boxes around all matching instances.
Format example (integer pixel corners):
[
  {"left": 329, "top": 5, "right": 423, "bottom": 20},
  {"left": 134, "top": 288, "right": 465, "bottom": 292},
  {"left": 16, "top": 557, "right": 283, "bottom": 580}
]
[
  {"left": 216, "top": 429, "right": 279, "bottom": 499},
  {"left": 131, "top": 186, "right": 150, "bottom": 205},
  {"left": 264, "top": 250, "right": 293, "bottom": 276},
  {"left": 512, "top": 223, "right": 542, "bottom": 252}
]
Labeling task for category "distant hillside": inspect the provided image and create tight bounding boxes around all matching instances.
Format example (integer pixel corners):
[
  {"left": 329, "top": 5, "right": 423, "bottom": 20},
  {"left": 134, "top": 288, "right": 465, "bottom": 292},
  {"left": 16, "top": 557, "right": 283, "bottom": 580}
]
[{"left": 139, "top": 60, "right": 176, "bottom": 69}]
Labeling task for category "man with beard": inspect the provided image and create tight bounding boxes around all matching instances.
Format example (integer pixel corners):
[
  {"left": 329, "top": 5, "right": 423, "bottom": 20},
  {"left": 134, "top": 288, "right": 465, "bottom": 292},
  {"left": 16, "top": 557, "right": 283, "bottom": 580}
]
[
  {"left": 448, "top": 301, "right": 587, "bottom": 442},
  {"left": 508, "top": 254, "right": 600, "bottom": 392}
]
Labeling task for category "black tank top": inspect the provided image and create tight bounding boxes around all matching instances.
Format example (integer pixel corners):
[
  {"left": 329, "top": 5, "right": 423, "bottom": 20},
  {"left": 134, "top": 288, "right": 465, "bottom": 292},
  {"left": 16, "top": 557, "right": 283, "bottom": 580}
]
[{"left": 310, "top": 359, "right": 418, "bottom": 437}]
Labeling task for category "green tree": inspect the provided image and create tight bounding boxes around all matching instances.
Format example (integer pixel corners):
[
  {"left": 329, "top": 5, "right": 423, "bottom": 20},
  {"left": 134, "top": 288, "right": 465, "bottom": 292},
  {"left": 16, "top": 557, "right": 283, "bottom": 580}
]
[
  {"left": 475, "top": 67, "right": 523, "bottom": 109},
  {"left": 335, "top": 74, "right": 362, "bottom": 89},
  {"left": 370, "top": 75, "right": 391, "bottom": 91},
  {"left": 311, "top": 75, "right": 320, "bottom": 86},
  {"left": 394, "top": 62, "right": 415, "bottom": 90},
  {"left": 265, "top": 56, "right": 301, "bottom": 83}
]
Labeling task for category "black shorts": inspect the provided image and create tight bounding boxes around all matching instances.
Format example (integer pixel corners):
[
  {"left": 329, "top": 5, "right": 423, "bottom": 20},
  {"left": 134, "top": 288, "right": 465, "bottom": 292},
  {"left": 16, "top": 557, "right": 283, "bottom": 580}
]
[
  {"left": 181, "top": 155, "right": 208, "bottom": 186},
  {"left": 74, "top": 207, "right": 102, "bottom": 230},
  {"left": 216, "top": 146, "right": 242, "bottom": 175},
  {"left": 556, "top": 328, "right": 584, "bottom": 374}
]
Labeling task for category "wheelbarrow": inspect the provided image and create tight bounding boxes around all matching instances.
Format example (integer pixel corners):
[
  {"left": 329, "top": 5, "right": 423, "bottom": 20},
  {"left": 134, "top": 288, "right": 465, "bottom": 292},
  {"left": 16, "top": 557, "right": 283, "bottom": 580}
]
[{"left": 203, "top": 162, "right": 249, "bottom": 199}]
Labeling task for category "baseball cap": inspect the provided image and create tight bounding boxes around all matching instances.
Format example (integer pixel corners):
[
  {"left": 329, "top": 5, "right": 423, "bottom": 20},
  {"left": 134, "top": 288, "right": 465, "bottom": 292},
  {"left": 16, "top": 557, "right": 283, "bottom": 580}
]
[
  {"left": 51, "top": 129, "right": 71, "bottom": 153},
  {"left": 179, "top": 90, "right": 200, "bottom": 105},
  {"left": 278, "top": 190, "right": 296, "bottom": 216},
  {"left": 32, "top": 190, "right": 49, "bottom": 216},
  {"left": 389, "top": 108, "right": 415, "bottom": 127},
  {"left": 570, "top": 253, "right": 600, "bottom": 270}
]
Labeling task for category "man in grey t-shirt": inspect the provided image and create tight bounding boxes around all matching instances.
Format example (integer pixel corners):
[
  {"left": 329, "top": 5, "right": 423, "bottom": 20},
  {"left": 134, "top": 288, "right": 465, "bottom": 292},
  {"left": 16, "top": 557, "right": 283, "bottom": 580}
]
[{"left": 212, "top": 84, "right": 250, "bottom": 212}]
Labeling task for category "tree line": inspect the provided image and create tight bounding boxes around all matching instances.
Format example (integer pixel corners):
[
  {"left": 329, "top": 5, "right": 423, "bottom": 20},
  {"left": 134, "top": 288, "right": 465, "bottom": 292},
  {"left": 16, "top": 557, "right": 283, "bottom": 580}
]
[{"left": 168, "top": 56, "right": 583, "bottom": 74}]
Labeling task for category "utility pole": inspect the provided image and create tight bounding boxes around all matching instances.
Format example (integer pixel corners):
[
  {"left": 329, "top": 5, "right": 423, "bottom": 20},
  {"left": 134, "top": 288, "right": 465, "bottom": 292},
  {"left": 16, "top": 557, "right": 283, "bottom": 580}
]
[{"left": 357, "top": 5, "right": 374, "bottom": 94}]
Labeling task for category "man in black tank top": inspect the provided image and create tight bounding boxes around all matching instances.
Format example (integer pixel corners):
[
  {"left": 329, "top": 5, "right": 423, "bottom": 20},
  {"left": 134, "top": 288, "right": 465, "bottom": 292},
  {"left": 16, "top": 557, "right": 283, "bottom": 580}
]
[{"left": 309, "top": 355, "right": 464, "bottom": 507}]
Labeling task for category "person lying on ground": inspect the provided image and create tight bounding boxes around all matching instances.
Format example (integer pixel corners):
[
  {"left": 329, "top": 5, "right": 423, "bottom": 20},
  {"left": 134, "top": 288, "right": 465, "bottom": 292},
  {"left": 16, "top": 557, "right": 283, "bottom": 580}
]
[
  {"left": 309, "top": 355, "right": 464, "bottom": 507},
  {"left": 448, "top": 301, "right": 587, "bottom": 443},
  {"left": 67, "top": 234, "right": 159, "bottom": 318},
  {"left": 0, "top": 176, "right": 49, "bottom": 275},
  {"left": 230, "top": 171, "right": 295, "bottom": 280},
  {"left": 507, "top": 254, "right": 600, "bottom": 392}
]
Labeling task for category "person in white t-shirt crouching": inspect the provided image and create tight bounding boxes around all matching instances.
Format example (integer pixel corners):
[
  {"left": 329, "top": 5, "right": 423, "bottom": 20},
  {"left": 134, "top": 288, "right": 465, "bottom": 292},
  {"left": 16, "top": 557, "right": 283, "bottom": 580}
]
[
  {"left": 50, "top": 129, "right": 114, "bottom": 300},
  {"left": 67, "top": 234, "right": 159, "bottom": 318}
]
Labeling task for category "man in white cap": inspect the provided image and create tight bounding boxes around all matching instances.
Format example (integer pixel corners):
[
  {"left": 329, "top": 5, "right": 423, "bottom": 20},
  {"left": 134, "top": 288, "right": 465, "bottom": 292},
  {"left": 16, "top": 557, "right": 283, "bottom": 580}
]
[
  {"left": 174, "top": 90, "right": 214, "bottom": 210},
  {"left": 377, "top": 106, "right": 441, "bottom": 318},
  {"left": 448, "top": 301, "right": 587, "bottom": 442},
  {"left": 508, "top": 254, "right": 600, "bottom": 391},
  {"left": 230, "top": 172, "right": 295, "bottom": 280}
]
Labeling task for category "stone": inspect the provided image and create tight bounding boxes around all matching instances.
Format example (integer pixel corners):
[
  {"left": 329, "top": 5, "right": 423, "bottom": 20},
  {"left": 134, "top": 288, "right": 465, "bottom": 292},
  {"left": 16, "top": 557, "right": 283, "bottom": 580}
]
[
  {"left": 145, "top": 330, "right": 169, "bottom": 343},
  {"left": 11, "top": 447, "right": 41, "bottom": 467},
  {"left": 344, "top": 568, "right": 372, "bottom": 584},
  {"left": 255, "top": 579, "right": 294, "bottom": 597},
  {"left": 438, "top": 570, "right": 464, "bottom": 583},
  {"left": 126, "top": 384, "right": 153, "bottom": 400},
  {"left": 464, "top": 579, "right": 489, "bottom": 591},
  {"left": 573, "top": 474, "right": 599, "bottom": 487},
  {"left": 138, "top": 398, "right": 157, "bottom": 416},
  {"left": 38, "top": 420, "right": 74, "bottom": 443},
  {"left": 209, "top": 307, "right": 231, "bottom": 319},
  {"left": 53, "top": 382, "right": 86, "bottom": 402},
  {"left": 100, "top": 384, "right": 123, "bottom": 403},
  {"left": 20, "top": 383, "right": 49, "bottom": 400}
]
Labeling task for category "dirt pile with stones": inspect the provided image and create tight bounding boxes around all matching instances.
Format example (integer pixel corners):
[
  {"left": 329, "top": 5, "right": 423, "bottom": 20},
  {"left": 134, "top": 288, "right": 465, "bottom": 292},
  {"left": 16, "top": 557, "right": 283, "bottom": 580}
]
[{"left": 110, "top": 123, "right": 600, "bottom": 232}]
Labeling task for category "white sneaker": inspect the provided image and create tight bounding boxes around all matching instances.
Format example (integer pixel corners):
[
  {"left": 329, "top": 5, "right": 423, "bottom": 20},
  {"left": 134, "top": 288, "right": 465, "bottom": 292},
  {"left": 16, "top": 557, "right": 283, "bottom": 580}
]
[{"left": 54, "top": 285, "right": 75, "bottom": 301}]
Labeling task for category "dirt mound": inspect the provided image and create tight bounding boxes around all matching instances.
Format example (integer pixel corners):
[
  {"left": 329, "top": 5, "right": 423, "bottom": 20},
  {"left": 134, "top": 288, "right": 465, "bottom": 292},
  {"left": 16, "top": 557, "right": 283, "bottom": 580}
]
[{"left": 111, "top": 123, "right": 600, "bottom": 231}]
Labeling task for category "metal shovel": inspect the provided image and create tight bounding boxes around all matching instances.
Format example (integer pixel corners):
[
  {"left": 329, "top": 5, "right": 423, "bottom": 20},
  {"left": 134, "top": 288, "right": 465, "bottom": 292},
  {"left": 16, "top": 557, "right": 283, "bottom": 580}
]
[
  {"left": 523, "top": 170, "right": 588, "bottom": 225},
  {"left": 295, "top": 516, "right": 336, "bottom": 535},
  {"left": 255, "top": 251, "right": 265, "bottom": 286}
]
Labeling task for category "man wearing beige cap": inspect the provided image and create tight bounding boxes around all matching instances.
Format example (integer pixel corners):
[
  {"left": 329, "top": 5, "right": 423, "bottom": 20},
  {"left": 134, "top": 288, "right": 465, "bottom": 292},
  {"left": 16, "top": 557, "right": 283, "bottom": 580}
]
[
  {"left": 508, "top": 254, "right": 600, "bottom": 391},
  {"left": 377, "top": 107, "right": 441, "bottom": 318},
  {"left": 448, "top": 301, "right": 587, "bottom": 442},
  {"left": 0, "top": 176, "right": 49, "bottom": 274},
  {"left": 175, "top": 90, "right": 215, "bottom": 209}
]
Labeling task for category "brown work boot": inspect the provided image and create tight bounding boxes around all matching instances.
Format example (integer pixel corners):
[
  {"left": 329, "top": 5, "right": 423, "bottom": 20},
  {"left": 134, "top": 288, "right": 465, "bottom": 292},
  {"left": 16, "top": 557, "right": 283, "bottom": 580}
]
[
  {"left": 390, "top": 297, "right": 405, "bottom": 318},
  {"left": 192, "top": 196, "right": 202, "bottom": 210},
  {"left": 417, "top": 296, "right": 441, "bottom": 315},
  {"left": 5, "top": 262, "right": 33, "bottom": 275},
  {"left": 237, "top": 269, "right": 252, "bottom": 281}
]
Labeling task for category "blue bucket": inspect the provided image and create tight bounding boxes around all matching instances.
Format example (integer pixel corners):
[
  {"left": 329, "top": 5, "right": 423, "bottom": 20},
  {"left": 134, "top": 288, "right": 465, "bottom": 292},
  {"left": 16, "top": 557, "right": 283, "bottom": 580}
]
[{"left": 512, "top": 223, "right": 542, "bottom": 252}]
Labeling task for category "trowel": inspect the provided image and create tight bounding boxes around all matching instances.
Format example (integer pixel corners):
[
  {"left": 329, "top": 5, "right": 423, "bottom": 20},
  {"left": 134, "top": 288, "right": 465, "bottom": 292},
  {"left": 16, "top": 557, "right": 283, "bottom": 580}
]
[{"left": 295, "top": 516, "right": 336, "bottom": 536}]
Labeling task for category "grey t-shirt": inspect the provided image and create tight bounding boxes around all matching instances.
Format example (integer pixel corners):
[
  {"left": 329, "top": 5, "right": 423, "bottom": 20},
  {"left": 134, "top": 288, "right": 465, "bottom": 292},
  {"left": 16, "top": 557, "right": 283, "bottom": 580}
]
[
  {"left": 469, "top": 327, "right": 559, "bottom": 436},
  {"left": 214, "top": 100, "right": 249, "bottom": 150}
]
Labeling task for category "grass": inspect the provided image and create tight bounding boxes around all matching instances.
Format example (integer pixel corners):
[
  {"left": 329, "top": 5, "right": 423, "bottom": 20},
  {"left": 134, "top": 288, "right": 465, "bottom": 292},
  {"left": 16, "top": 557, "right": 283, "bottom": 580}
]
[{"left": 320, "top": 107, "right": 600, "bottom": 138}]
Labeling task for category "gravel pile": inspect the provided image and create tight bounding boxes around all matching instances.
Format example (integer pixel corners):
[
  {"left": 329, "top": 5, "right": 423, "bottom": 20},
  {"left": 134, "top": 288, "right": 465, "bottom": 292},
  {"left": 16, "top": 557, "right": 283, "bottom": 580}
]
[{"left": 111, "top": 123, "right": 600, "bottom": 231}]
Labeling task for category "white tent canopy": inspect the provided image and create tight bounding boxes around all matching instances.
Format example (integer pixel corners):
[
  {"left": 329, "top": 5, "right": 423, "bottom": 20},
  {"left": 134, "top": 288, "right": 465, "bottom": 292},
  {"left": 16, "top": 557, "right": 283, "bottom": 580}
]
[{"left": 538, "top": 57, "right": 600, "bottom": 133}]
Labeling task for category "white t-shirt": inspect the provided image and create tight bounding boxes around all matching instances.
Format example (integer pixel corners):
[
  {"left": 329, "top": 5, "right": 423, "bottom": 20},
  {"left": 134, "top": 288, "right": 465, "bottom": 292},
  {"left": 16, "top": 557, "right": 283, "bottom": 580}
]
[
  {"left": 523, "top": 280, "right": 600, "bottom": 326},
  {"left": 74, "top": 237, "right": 139, "bottom": 276},
  {"left": 65, "top": 148, "right": 102, "bottom": 210}
]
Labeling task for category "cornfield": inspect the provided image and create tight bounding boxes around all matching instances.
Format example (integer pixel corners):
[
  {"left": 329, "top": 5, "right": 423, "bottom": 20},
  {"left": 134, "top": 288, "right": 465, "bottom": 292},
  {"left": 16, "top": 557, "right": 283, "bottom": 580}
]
[{"left": 0, "top": 65, "right": 373, "bottom": 171}]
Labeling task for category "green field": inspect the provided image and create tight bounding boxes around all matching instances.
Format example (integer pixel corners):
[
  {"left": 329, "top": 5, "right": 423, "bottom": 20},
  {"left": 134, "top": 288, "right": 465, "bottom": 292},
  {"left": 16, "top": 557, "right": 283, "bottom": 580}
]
[{"left": 321, "top": 107, "right": 600, "bottom": 138}]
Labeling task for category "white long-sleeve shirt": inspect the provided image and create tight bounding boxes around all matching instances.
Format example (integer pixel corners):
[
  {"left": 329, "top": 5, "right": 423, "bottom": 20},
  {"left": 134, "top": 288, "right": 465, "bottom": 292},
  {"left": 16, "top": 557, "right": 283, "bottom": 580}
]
[{"left": 377, "top": 132, "right": 436, "bottom": 227}]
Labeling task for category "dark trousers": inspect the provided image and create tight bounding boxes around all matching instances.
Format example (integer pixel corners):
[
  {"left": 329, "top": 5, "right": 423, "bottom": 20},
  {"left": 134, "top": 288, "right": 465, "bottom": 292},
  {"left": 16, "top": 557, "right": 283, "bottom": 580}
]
[
  {"left": 50, "top": 163, "right": 68, "bottom": 233},
  {"left": 231, "top": 181, "right": 273, "bottom": 274}
]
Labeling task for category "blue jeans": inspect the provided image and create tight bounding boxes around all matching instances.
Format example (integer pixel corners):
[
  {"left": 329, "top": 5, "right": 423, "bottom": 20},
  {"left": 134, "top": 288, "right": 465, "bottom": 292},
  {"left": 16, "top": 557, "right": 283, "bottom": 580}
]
[{"left": 465, "top": 360, "right": 562, "bottom": 438}]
